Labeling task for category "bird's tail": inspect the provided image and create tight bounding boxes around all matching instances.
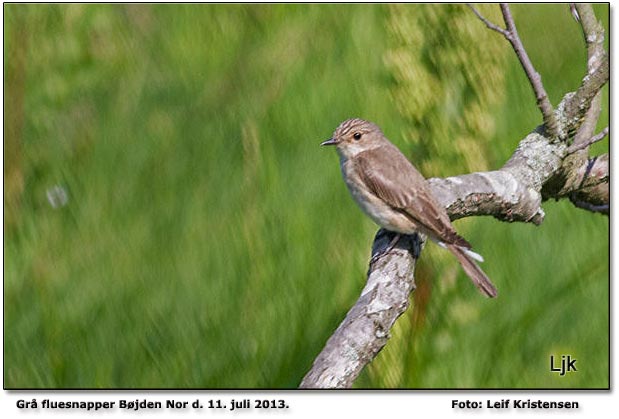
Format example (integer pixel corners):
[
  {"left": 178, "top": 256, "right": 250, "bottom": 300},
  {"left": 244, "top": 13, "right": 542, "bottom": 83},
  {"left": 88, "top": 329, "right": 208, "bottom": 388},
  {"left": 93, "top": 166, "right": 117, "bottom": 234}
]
[{"left": 446, "top": 244, "right": 497, "bottom": 298}]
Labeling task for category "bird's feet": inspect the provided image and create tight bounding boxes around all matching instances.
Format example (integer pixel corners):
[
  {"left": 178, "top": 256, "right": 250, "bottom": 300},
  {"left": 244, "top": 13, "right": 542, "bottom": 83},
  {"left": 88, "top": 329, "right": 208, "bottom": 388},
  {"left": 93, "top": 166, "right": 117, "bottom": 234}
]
[
  {"left": 369, "top": 232, "right": 402, "bottom": 267},
  {"left": 369, "top": 231, "right": 423, "bottom": 268}
]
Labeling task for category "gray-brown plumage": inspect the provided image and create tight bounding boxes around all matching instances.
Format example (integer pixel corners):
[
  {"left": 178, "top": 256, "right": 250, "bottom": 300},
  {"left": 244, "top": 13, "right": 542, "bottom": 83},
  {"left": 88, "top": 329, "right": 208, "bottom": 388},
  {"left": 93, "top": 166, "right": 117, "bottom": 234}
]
[{"left": 322, "top": 118, "right": 497, "bottom": 297}]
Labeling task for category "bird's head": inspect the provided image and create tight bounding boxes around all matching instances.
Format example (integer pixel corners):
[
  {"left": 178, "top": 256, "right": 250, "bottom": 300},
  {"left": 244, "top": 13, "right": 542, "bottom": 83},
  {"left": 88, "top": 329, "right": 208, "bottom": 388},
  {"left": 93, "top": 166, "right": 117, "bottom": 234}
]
[{"left": 321, "top": 118, "right": 385, "bottom": 159}]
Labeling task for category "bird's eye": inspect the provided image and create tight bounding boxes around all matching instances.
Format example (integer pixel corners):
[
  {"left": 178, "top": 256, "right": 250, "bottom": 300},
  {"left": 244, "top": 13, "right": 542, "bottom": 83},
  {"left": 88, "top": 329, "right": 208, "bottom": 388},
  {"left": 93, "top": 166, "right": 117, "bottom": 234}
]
[{"left": 353, "top": 132, "right": 362, "bottom": 140}]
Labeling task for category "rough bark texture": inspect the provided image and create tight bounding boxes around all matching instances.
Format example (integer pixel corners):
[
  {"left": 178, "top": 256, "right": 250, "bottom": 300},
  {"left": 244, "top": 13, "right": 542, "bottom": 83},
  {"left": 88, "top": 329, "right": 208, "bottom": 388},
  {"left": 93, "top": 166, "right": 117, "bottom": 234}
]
[
  {"left": 299, "top": 232, "right": 423, "bottom": 389},
  {"left": 300, "top": 4, "right": 608, "bottom": 389}
]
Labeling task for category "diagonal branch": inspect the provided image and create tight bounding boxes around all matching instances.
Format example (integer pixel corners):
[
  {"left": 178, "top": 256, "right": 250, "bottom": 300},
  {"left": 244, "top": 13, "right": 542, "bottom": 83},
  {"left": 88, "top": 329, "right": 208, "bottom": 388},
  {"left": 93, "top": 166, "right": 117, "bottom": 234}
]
[
  {"left": 498, "top": 4, "right": 559, "bottom": 139},
  {"left": 562, "top": 53, "right": 608, "bottom": 137},
  {"left": 468, "top": 4, "right": 559, "bottom": 139},
  {"left": 300, "top": 232, "right": 423, "bottom": 388},
  {"left": 568, "top": 126, "right": 608, "bottom": 153},
  {"left": 564, "top": 3, "right": 608, "bottom": 142},
  {"left": 466, "top": 4, "right": 510, "bottom": 37}
]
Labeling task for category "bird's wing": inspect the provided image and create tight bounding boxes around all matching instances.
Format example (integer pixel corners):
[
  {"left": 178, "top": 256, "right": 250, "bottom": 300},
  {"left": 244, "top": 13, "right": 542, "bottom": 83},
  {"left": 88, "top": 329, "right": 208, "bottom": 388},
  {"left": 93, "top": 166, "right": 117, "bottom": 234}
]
[{"left": 354, "top": 145, "right": 470, "bottom": 248}]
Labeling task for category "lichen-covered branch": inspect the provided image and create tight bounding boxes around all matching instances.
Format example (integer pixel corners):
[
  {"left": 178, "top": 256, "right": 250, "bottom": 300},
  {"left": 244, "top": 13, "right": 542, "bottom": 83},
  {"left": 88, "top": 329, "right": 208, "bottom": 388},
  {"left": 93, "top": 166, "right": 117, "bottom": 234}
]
[
  {"left": 299, "top": 232, "right": 423, "bottom": 388},
  {"left": 564, "top": 3, "right": 607, "bottom": 144},
  {"left": 553, "top": 4, "right": 608, "bottom": 211},
  {"left": 427, "top": 169, "right": 545, "bottom": 225}
]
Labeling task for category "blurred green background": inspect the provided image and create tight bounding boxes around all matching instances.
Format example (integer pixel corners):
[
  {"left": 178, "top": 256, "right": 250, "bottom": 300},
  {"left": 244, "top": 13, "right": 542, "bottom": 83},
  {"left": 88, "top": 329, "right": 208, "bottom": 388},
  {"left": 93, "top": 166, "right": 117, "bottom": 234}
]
[{"left": 4, "top": 4, "right": 609, "bottom": 388}]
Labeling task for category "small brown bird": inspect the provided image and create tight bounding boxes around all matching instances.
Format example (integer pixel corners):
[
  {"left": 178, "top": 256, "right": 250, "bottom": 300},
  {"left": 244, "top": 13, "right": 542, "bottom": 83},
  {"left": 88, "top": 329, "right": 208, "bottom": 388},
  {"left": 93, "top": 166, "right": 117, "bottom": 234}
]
[{"left": 322, "top": 118, "right": 497, "bottom": 298}]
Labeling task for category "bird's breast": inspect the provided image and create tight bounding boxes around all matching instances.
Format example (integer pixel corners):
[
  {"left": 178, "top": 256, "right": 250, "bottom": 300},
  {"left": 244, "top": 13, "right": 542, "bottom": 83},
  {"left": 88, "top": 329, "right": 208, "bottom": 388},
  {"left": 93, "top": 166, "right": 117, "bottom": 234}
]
[{"left": 340, "top": 159, "right": 416, "bottom": 234}]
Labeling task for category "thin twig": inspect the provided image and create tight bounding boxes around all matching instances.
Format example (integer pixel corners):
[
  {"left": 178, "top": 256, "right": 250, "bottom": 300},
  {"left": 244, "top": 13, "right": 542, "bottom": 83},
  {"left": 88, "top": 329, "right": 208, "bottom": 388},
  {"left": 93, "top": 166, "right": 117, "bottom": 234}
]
[
  {"left": 466, "top": 4, "right": 510, "bottom": 37},
  {"left": 468, "top": 4, "right": 560, "bottom": 139},
  {"left": 569, "top": 126, "right": 608, "bottom": 153},
  {"left": 499, "top": 4, "right": 559, "bottom": 139}
]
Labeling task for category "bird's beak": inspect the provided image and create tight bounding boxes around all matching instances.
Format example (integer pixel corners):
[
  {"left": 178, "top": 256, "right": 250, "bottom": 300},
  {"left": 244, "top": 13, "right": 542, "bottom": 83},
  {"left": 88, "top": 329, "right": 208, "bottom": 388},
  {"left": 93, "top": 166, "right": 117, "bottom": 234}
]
[{"left": 321, "top": 138, "right": 337, "bottom": 146}]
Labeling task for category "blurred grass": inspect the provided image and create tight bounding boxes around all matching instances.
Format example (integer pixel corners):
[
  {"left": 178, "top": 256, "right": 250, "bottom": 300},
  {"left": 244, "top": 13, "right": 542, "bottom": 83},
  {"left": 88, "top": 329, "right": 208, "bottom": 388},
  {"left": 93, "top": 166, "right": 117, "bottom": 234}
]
[{"left": 4, "top": 4, "right": 608, "bottom": 388}]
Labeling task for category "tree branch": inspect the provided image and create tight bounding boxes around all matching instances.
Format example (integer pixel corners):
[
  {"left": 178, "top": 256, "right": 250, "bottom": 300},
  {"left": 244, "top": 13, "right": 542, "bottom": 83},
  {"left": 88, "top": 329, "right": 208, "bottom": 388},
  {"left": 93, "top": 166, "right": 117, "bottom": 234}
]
[
  {"left": 427, "top": 169, "right": 545, "bottom": 225},
  {"left": 499, "top": 4, "right": 559, "bottom": 139},
  {"left": 565, "top": 3, "right": 607, "bottom": 143},
  {"left": 466, "top": 4, "right": 510, "bottom": 37},
  {"left": 544, "top": 4, "right": 608, "bottom": 205},
  {"left": 300, "top": 232, "right": 423, "bottom": 388},
  {"left": 568, "top": 126, "right": 608, "bottom": 153},
  {"left": 468, "top": 4, "right": 559, "bottom": 138}
]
